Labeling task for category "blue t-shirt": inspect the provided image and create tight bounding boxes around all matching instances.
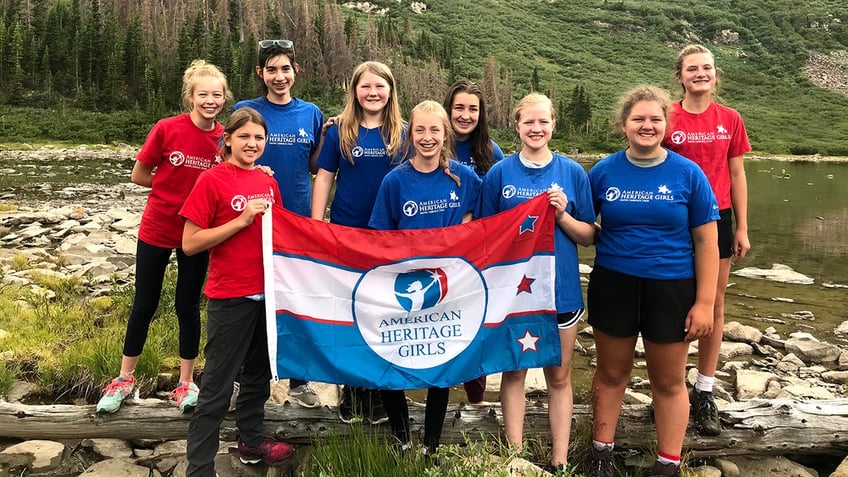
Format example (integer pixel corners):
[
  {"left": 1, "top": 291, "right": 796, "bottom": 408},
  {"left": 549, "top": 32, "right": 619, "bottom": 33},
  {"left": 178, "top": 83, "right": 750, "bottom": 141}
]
[
  {"left": 369, "top": 160, "right": 482, "bottom": 230},
  {"left": 478, "top": 152, "right": 595, "bottom": 313},
  {"left": 588, "top": 149, "right": 719, "bottom": 280},
  {"left": 454, "top": 138, "right": 505, "bottom": 177},
  {"left": 316, "top": 124, "right": 402, "bottom": 228},
  {"left": 232, "top": 97, "right": 324, "bottom": 216}
]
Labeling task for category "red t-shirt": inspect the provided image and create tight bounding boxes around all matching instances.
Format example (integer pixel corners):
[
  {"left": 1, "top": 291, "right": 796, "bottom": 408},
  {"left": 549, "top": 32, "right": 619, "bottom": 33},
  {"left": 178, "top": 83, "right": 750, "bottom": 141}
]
[
  {"left": 136, "top": 113, "right": 224, "bottom": 248},
  {"left": 179, "top": 162, "right": 282, "bottom": 300},
  {"left": 663, "top": 102, "right": 751, "bottom": 210}
]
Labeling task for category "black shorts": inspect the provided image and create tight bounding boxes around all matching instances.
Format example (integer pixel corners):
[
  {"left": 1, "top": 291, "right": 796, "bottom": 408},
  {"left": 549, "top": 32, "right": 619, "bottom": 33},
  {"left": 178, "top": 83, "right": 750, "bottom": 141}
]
[
  {"left": 557, "top": 309, "right": 584, "bottom": 330},
  {"left": 587, "top": 265, "right": 695, "bottom": 343},
  {"left": 717, "top": 208, "right": 733, "bottom": 259}
]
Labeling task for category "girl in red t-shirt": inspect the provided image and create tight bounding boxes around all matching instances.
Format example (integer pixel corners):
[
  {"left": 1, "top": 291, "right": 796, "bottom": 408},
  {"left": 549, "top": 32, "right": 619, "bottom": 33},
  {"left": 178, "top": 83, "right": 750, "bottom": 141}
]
[
  {"left": 181, "top": 107, "right": 292, "bottom": 475},
  {"left": 96, "top": 60, "right": 232, "bottom": 415},
  {"left": 663, "top": 44, "right": 752, "bottom": 439}
]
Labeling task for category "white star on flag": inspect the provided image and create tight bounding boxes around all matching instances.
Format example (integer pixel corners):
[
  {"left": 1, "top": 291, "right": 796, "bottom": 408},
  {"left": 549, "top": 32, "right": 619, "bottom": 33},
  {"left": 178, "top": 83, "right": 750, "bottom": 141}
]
[{"left": 516, "top": 330, "right": 540, "bottom": 352}]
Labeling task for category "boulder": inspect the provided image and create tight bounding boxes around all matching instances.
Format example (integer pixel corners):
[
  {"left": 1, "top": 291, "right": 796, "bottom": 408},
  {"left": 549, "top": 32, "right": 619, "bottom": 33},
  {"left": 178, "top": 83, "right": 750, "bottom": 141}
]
[
  {"left": 78, "top": 457, "right": 161, "bottom": 477},
  {"left": 735, "top": 369, "right": 774, "bottom": 400},
  {"left": 0, "top": 440, "right": 64, "bottom": 473},
  {"left": 724, "top": 321, "right": 762, "bottom": 343},
  {"left": 785, "top": 336, "right": 841, "bottom": 364}
]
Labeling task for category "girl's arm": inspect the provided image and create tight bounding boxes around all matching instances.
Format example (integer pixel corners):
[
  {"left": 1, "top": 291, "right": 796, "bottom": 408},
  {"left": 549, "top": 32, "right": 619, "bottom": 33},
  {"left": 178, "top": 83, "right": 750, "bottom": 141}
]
[
  {"left": 182, "top": 199, "right": 269, "bottom": 256},
  {"left": 547, "top": 189, "right": 595, "bottom": 246},
  {"left": 131, "top": 161, "right": 155, "bottom": 188},
  {"left": 311, "top": 168, "right": 336, "bottom": 221},
  {"left": 684, "top": 221, "right": 719, "bottom": 341},
  {"left": 310, "top": 116, "right": 338, "bottom": 174},
  {"left": 728, "top": 154, "right": 750, "bottom": 260}
]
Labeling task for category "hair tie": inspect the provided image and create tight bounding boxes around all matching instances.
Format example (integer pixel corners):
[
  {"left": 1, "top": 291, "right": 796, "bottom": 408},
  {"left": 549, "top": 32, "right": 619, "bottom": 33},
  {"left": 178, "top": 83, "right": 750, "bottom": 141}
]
[{"left": 443, "top": 167, "right": 451, "bottom": 176}]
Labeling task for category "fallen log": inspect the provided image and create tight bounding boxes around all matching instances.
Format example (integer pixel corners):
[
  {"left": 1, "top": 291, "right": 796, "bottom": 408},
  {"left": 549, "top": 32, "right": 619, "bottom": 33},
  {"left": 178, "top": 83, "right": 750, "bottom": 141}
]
[{"left": 1, "top": 398, "right": 847, "bottom": 457}]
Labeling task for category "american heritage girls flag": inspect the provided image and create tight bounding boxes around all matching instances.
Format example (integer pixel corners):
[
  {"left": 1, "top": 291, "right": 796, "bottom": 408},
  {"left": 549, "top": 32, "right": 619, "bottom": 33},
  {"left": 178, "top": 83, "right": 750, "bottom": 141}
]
[{"left": 262, "top": 194, "right": 560, "bottom": 390}]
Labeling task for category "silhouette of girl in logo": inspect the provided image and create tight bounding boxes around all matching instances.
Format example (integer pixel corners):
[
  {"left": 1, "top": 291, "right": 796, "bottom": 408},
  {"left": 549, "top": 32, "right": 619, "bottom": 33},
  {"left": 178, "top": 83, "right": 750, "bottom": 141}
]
[{"left": 395, "top": 278, "right": 437, "bottom": 312}]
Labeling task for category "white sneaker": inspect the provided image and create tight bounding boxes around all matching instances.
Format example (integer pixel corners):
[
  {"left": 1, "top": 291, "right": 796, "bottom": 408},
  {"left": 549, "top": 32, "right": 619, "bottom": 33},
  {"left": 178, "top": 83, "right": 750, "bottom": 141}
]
[{"left": 288, "top": 383, "right": 321, "bottom": 408}]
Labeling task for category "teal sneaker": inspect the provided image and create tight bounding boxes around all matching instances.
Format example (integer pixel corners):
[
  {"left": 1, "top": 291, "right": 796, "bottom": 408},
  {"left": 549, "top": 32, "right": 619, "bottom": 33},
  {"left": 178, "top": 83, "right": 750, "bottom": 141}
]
[
  {"left": 96, "top": 376, "right": 135, "bottom": 414},
  {"left": 170, "top": 381, "right": 199, "bottom": 413}
]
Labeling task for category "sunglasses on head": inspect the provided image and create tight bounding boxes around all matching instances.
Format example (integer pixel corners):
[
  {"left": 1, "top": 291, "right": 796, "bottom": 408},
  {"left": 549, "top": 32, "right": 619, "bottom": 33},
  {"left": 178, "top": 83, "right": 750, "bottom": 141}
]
[{"left": 258, "top": 39, "right": 294, "bottom": 52}]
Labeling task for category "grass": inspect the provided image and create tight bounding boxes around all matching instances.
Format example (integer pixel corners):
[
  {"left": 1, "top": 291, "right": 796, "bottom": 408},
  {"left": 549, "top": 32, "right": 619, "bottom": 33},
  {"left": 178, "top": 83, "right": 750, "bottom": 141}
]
[{"left": 0, "top": 267, "right": 190, "bottom": 403}]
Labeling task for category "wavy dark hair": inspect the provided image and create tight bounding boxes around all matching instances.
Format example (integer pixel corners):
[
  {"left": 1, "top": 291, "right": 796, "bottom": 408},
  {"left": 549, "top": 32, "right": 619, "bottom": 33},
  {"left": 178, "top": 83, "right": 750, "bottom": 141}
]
[{"left": 443, "top": 80, "right": 496, "bottom": 174}]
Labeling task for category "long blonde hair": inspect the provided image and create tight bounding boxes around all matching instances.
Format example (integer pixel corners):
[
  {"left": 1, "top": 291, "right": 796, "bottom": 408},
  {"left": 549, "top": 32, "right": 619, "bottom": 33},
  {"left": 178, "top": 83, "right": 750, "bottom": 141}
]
[
  {"left": 338, "top": 61, "right": 404, "bottom": 164},
  {"left": 404, "top": 100, "right": 460, "bottom": 186}
]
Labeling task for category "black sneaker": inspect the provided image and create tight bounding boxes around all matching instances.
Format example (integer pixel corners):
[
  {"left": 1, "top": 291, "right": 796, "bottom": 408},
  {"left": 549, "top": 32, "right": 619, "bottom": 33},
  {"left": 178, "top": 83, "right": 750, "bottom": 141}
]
[
  {"left": 338, "top": 385, "right": 363, "bottom": 424},
  {"left": 648, "top": 461, "right": 680, "bottom": 477},
  {"left": 586, "top": 447, "right": 615, "bottom": 477},
  {"left": 691, "top": 388, "right": 721, "bottom": 436},
  {"left": 365, "top": 388, "right": 389, "bottom": 424}
]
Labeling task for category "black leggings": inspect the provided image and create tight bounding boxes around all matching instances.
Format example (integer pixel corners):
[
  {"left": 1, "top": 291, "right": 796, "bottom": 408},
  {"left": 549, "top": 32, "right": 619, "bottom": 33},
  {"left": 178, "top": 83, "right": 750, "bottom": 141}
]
[
  {"left": 380, "top": 387, "right": 450, "bottom": 451},
  {"left": 122, "top": 239, "right": 208, "bottom": 359}
]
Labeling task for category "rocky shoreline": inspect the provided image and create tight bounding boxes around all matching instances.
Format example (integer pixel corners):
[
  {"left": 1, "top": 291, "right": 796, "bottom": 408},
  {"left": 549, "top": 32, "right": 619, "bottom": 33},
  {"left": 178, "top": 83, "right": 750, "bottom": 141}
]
[{"left": 2, "top": 147, "right": 848, "bottom": 476}]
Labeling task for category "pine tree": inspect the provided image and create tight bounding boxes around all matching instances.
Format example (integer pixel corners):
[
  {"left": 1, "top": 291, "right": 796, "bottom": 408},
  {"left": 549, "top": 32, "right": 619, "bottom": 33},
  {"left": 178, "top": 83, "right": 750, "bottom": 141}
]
[
  {"left": 123, "top": 9, "right": 144, "bottom": 103},
  {"left": 7, "top": 21, "right": 24, "bottom": 103}
]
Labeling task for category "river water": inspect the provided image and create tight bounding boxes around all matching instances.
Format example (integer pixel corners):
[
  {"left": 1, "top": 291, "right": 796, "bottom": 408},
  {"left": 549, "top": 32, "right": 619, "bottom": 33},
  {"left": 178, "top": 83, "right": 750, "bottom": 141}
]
[{"left": 1, "top": 151, "right": 846, "bottom": 342}]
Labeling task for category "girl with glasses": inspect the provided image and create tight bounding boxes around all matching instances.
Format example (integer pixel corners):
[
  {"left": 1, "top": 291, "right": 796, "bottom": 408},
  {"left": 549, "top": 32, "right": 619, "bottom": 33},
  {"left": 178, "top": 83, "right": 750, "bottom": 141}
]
[{"left": 231, "top": 40, "right": 325, "bottom": 408}]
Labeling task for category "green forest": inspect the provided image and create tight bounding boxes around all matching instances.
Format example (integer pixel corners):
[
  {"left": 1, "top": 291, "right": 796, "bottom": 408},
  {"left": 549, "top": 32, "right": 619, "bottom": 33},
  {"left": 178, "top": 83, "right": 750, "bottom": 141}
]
[{"left": 1, "top": 0, "right": 847, "bottom": 154}]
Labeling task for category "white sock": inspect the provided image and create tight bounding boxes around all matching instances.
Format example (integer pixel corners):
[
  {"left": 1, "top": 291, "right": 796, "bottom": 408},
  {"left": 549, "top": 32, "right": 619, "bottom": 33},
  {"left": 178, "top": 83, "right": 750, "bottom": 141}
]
[
  {"left": 657, "top": 454, "right": 680, "bottom": 466},
  {"left": 695, "top": 372, "right": 715, "bottom": 393},
  {"left": 593, "top": 440, "right": 614, "bottom": 451}
]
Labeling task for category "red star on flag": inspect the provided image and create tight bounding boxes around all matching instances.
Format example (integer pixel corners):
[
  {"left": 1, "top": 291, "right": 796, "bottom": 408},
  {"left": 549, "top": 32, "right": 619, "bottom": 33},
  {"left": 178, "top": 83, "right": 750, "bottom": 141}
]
[
  {"left": 516, "top": 330, "right": 540, "bottom": 352},
  {"left": 516, "top": 275, "right": 535, "bottom": 295}
]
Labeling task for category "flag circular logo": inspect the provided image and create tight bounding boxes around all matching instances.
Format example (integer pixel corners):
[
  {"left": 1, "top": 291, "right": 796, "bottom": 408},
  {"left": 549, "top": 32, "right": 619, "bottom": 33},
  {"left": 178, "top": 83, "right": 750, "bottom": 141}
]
[{"left": 352, "top": 257, "right": 486, "bottom": 369}]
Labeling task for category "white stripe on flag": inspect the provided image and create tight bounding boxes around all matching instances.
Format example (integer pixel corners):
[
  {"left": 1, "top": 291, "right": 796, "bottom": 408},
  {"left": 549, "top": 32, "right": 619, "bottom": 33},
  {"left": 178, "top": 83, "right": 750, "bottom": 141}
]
[
  {"left": 273, "top": 255, "right": 360, "bottom": 324},
  {"left": 481, "top": 255, "right": 556, "bottom": 325},
  {"left": 271, "top": 253, "right": 554, "bottom": 327}
]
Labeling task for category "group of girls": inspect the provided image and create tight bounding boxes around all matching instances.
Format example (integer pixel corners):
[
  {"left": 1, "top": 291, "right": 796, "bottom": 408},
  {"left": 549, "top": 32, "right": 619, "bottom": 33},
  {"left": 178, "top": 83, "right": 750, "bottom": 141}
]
[{"left": 96, "top": 39, "right": 749, "bottom": 477}]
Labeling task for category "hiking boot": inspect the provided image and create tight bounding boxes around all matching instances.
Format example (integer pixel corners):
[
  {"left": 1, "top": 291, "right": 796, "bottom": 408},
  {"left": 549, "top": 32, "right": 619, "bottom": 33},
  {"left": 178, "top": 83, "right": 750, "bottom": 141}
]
[
  {"left": 228, "top": 381, "right": 240, "bottom": 412},
  {"left": 288, "top": 383, "right": 320, "bottom": 408},
  {"left": 169, "top": 381, "right": 199, "bottom": 413},
  {"left": 338, "top": 385, "right": 364, "bottom": 424},
  {"left": 96, "top": 376, "right": 135, "bottom": 414},
  {"left": 691, "top": 388, "right": 721, "bottom": 436},
  {"left": 648, "top": 461, "right": 681, "bottom": 477},
  {"left": 365, "top": 388, "right": 388, "bottom": 424},
  {"left": 237, "top": 435, "right": 293, "bottom": 466},
  {"left": 586, "top": 446, "right": 615, "bottom": 477}
]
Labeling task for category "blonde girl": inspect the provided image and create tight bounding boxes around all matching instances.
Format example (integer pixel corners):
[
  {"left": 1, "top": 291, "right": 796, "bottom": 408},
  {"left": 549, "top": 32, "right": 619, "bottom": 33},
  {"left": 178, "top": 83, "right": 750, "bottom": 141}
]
[
  {"left": 311, "top": 60, "right": 405, "bottom": 424},
  {"left": 369, "top": 100, "right": 481, "bottom": 454},
  {"left": 478, "top": 93, "right": 596, "bottom": 471},
  {"left": 96, "top": 60, "right": 231, "bottom": 415}
]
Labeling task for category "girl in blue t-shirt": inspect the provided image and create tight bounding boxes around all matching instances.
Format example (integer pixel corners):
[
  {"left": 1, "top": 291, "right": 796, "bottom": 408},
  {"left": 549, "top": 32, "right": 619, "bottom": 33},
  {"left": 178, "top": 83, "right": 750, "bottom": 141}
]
[
  {"left": 369, "top": 100, "right": 481, "bottom": 455},
  {"left": 442, "top": 79, "right": 505, "bottom": 404},
  {"left": 232, "top": 39, "right": 324, "bottom": 408},
  {"left": 478, "top": 93, "right": 596, "bottom": 471},
  {"left": 585, "top": 86, "right": 719, "bottom": 477},
  {"left": 442, "top": 80, "right": 505, "bottom": 178},
  {"left": 311, "top": 61, "right": 405, "bottom": 424}
]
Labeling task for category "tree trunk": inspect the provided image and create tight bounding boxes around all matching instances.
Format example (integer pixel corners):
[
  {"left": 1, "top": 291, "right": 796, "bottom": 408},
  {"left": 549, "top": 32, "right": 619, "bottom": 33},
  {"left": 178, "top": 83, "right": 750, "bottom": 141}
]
[{"left": 1, "top": 399, "right": 846, "bottom": 457}]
